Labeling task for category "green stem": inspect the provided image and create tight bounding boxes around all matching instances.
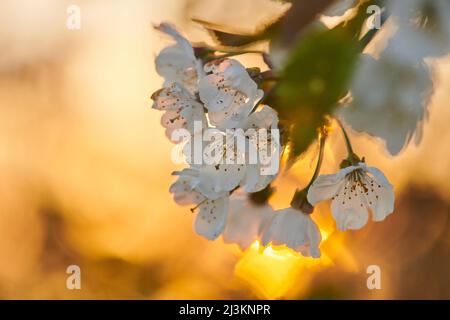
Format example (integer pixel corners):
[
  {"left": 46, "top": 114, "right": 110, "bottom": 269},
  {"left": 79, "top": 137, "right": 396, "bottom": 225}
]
[
  {"left": 359, "top": 10, "right": 388, "bottom": 49},
  {"left": 290, "top": 130, "right": 327, "bottom": 212},
  {"left": 335, "top": 117, "right": 354, "bottom": 156},
  {"left": 306, "top": 132, "right": 326, "bottom": 189}
]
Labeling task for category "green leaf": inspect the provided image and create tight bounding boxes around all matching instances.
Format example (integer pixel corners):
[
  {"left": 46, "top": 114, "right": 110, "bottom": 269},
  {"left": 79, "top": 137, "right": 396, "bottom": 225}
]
[
  {"left": 192, "top": 17, "right": 278, "bottom": 48},
  {"left": 269, "top": 1, "right": 377, "bottom": 163},
  {"left": 205, "top": 29, "right": 267, "bottom": 48},
  {"left": 271, "top": 25, "right": 359, "bottom": 163}
]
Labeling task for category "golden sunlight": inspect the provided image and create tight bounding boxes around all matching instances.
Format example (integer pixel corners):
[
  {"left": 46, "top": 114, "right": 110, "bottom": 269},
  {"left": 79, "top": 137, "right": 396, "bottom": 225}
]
[{"left": 234, "top": 228, "right": 338, "bottom": 299}]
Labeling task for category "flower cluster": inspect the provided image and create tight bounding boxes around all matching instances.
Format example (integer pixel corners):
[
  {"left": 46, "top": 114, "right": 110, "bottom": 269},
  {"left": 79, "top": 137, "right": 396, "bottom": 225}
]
[
  {"left": 150, "top": 22, "right": 395, "bottom": 259},
  {"left": 307, "top": 162, "right": 394, "bottom": 231},
  {"left": 152, "top": 23, "right": 280, "bottom": 241}
]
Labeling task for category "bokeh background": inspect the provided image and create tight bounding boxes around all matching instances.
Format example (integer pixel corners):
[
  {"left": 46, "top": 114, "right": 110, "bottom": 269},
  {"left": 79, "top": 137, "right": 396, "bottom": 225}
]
[{"left": 1, "top": 0, "right": 449, "bottom": 299}]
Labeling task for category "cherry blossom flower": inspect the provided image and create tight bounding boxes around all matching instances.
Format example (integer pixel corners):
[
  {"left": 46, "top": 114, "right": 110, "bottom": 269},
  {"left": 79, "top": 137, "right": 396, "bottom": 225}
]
[
  {"left": 195, "top": 130, "right": 248, "bottom": 195},
  {"left": 154, "top": 23, "right": 202, "bottom": 93},
  {"left": 151, "top": 82, "right": 207, "bottom": 142},
  {"left": 194, "top": 196, "right": 230, "bottom": 240},
  {"left": 241, "top": 105, "right": 280, "bottom": 192},
  {"left": 169, "top": 174, "right": 206, "bottom": 206},
  {"left": 199, "top": 59, "right": 263, "bottom": 129},
  {"left": 307, "top": 162, "right": 394, "bottom": 231},
  {"left": 340, "top": 54, "right": 432, "bottom": 155},
  {"left": 260, "top": 207, "right": 322, "bottom": 258},
  {"left": 183, "top": 106, "right": 279, "bottom": 195},
  {"left": 222, "top": 192, "right": 274, "bottom": 250},
  {"left": 170, "top": 170, "right": 229, "bottom": 240},
  {"left": 172, "top": 167, "right": 228, "bottom": 201}
]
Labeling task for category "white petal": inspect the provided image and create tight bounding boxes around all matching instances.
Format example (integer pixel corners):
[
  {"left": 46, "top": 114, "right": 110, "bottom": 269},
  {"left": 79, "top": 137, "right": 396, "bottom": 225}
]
[
  {"left": 359, "top": 164, "right": 395, "bottom": 221},
  {"left": 151, "top": 82, "right": 195, "bottom": 111},
  {"left": 198, "top": 74, "right": 236, "bottom": 112},
  {"left": 222, "top": 194, "right": 274, "bottom": 249},
  {"left": 331, "top": 197, "right": 369, "bottom": 231},
  {"left": 359, "top": 174, "right": 394, "bottom": 222},
  {"left": 160, "top": 109, "right": 187, "bottom": 140},
  {"left": 242, "top": 105, "right": 279, "bottom": 130},
  {"left": 261, "top": 208, "right": 321, "bottom": 257},
  {"left": 169, "top": 176, "right": 205, "bottom": 206},
  {"left": 155, "top": 45, "right": 196, "bottom": 78},
  {"left": 199, "top": 58, "right": 263, "bottom": 128},
  {"left": 360, "top": 163, "right": 393, "bottom": 189},
  {"left": 341, "top": 53, "right": 432, "bottom": 156},
  {"left": 208, "top": 100, "right": 254, "bottom": 129},
  {"left": 370, "top": 185, "right": 394, "bottom": 222},
  {"left": 197, "top": 162, "right": 246, "bottom": 194},
  {"left": 306, "top": 219, "right": 322, "bottom": 258},
  {"left": 180, "top": 104, "right": 207, "bottom": 135},
  {"left": 194, "top": 196, "right": 229, "bottom": 240},
  {"left": 153, "top": 83, "right": 206, "bottom": 142},
  {"left": 307, "top": 165, "right": 360, "bottom": 205},
  {"left": 154, "top": 27, "right": 198, "bottom": 92},
  {"left": 242, "top": 164, "right": 275, "bottom": 193},
  {"left": 175, "top": 167, "right": 228, "bottom": 200},
  {"left": 196, "top": 132, "right": 247, "bottom": 193},
  {"left": 155, "top": 22, "right": 194, "bottom": 55},
  {"left": 204, "top": 58, "right": 239, "bottom": 74}
]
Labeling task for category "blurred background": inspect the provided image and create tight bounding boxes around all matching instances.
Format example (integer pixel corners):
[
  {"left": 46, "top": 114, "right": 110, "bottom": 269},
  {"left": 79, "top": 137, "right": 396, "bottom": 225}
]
[{"left": 0, "top": 0, "right": 449, "bottom": 299}]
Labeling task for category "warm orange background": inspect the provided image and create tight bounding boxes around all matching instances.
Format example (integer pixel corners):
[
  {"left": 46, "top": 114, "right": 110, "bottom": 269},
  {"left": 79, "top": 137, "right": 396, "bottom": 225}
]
[{"left": 0, "top": 0, "right": 449, "bottom": 299}]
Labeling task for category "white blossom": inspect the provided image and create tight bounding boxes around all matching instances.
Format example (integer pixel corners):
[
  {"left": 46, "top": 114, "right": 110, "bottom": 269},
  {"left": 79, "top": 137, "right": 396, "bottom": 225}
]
[
  {"left": 152, "top": 82, "right": 207, "bottom": 142},
  {"left": 169, "top": 174, "right": 206, "bottom": 206},
  {"left": 154, "top": 23, "right": 202, "bottom": 93},
  {"left": 241, "top": 105, "right": 280, "bottom": 192},
  {"left": 261, "top": 207, "right": 322, "bottom": 258},
  {"left": 199, "top": 59, "right": 263, "bottom": 129},
  {"left": 172, "top": 167, "right": 228, "bottom": 201},
  {"left": 170, "top": 170, "right": 229, "bottom": 240},
  {"left": 194, "top": 196, "right": 229, "bottom": 240},
  {"left": 222, "top": 192, "right": 274, "bottom": 250},
  {"left": 307, "top": 162, "right": 394, "bottom": 231},
  {"left": 340, "top": 54, "right": 432, "bottom": 155}
]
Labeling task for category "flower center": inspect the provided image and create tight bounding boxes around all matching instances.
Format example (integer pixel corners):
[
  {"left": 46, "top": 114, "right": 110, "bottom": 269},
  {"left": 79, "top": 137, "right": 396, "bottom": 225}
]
[{"left": 332, "top": 169, "right": 382, "bottom": 208}]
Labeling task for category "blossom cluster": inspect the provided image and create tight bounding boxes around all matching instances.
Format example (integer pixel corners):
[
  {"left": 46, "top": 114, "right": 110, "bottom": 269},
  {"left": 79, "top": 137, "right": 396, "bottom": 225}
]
[
  {"left": 151, "top": 23, "right": 281, "bottom": 241},
  {"left": 151, "top": 22, "right": 395, "bottom": 259}
]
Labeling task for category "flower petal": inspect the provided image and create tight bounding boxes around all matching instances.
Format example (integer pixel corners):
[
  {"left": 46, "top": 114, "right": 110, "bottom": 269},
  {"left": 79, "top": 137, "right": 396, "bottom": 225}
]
[
  {"left": 199, "top": 58, "right": 262, "bottom": 128},
  {"left": 207, "top": 97, "right": 255, "bottom": 129},
  {"left": 242, "top": 164, "right": 275, "bottom": 193},
  {"left": 155, "top": 45, "right": 197, "bottom": 87},
  {"left": 359, "top": 163, "right": 395, "bottom": 221},
  {"left": 370, "top": 184, "right": 394, "bottom": 222},
  {"left": 154, "top": 22, "right": 193, "bottom": 55},
  {"left": 194, "top": 196, "right": 229, "bottom": 240},
  {"left": 331, "top": 196, "right": 369, "bottom": 231},
  {"left": 169, "top": 176, "right": 205, "bottom": 206},
  {"left": 242, "top": 105, "right": 279, "bottom": 130},
  {"left": 198, "top": 74, "right": 237, "bottom": 112},
  {"left": 261, "top": 208, "right": 321, "bottom": 257},
  {"left": 151, "top": 82, "right": 195, "bottom": 111},
  {"left": 360, "top": 163, "right": 393, "bottom": 188},
  {"left": 222, "top": 193, "right": 274, "bottom": 249},
  {"left": 154, "top": 23, "right": 198, "bottom": 92},
  {"left": 197, "top": 162, "right": 247, "bottom": 194},
  {"left": 307, "top": 165, "right": 360, "bottom": 205}
]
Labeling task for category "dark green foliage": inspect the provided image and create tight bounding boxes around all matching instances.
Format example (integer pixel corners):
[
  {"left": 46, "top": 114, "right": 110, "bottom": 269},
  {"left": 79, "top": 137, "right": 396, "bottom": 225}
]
[{"left": 267, "top": 0, "right": 383, "bottom": 163}]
